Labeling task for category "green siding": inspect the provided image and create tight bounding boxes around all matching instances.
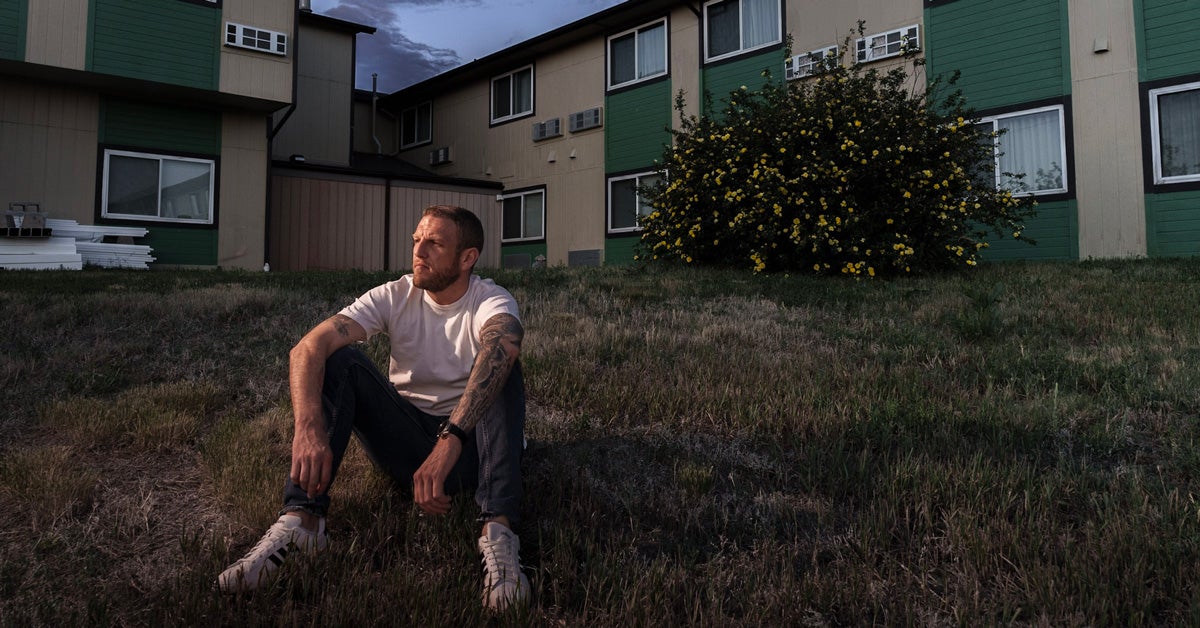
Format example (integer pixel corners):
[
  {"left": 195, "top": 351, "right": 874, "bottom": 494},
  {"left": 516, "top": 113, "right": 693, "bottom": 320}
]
[
  {"left": 701, "top": 49, "right": 779, "bottom": 113},
  {"left": 0, "top": 0, "right": 25, "bottom": 60},
  {"left": 100, "top": 99, "right": 221, "bottom": 266},
  {"left": 1137, "top": 0, "right": 1200, "bottom": 81},
  {"left": 925, "top": 0, "right": 1070, "bottom": 110},
  {"left": 605, "top": 80, "right": 672, "bottom": 174},
  {"left": 101, "top": 100, "right": 221, "bottom": 155},
  {"left": 980, "top": 199, "right": 1077, "bottom": 261},
  {"left": 604, "top": 235, "right": 639, "bottom": 265},
  {"left": 141, "top": 226, "right": 218, "bottom": 266},
  {"left": 501, "top": 242, "right": 547, "bottom": 264},
  {"left": 1146, "top": 191, "right": 1200, "bottom": 257},
  {"left": 88, "top": 0, "right": 219, "bottom": 90}
]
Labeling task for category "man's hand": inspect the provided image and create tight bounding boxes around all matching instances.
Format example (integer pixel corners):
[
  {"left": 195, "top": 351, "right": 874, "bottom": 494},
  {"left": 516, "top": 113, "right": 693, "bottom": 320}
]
[
  {"left": 290, "top": 424, "right": 333, "bottom": 499},
  {"left": 412, "top": 436, "right": 463, "bottom": 515}
]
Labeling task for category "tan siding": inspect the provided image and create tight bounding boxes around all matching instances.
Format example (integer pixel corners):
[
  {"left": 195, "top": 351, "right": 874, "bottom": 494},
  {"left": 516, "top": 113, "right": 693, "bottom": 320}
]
[
  {"left": 0, "top": 78, "right": 97, "bottom": 223},
  {"left": 271, "top": 26, "right": 354, "bottom": 165},
  {"left": 219, "top": 0, "right": 294, "bottom": 104},
  {"left": 1069, "top": 0, "right": 1145, "bottom": 258},
  {"left": 218, "top": 112, "right": 269, "bottom": 269},
  {"left": 25, "top": 0, "right": 88, "bottom": 69}
]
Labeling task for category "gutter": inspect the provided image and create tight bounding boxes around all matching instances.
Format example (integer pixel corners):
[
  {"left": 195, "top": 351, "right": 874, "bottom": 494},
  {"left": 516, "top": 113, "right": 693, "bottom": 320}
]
[{"left": 263, "top": 0, "right": 306, "bottom": 270}]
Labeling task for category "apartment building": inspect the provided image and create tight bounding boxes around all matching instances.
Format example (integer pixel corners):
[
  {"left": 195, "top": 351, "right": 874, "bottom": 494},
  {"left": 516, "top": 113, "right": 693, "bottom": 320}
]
[
  {"left": 0, "top": 0, "right": 304, "bottom": 268},
  {"left": 384, "top": 0, "right": 1200, "bottom": 267}
]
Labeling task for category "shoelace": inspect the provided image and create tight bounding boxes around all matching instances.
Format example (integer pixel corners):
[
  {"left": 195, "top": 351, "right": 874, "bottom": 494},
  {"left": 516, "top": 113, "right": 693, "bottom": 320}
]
[
  {"left": 480, "top": 538, "right": 520, "bottom": 584},
  {"left": 243, "top": 524, "right": 297, "bottom": 562}
]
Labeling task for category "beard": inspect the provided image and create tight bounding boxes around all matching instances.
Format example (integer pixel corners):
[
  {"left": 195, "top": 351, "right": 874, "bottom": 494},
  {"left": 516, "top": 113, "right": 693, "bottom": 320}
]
[{"left": 412, "top": 263, "right": 458, "bottom": 293}]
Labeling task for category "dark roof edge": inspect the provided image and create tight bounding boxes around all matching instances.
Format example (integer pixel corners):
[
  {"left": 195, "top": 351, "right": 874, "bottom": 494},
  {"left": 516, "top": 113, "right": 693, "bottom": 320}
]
[
  {"left": 299, "top": 10, "right": 377, "bottom": 35},
  {"left": 271, "top": 159, "right": 503, "bottom": 190}
]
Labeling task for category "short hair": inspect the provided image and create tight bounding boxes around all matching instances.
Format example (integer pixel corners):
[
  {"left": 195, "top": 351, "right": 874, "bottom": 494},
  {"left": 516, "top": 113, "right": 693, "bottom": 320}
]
[{"left": 422, "top": 205, "right": 484, "bottom": 254}]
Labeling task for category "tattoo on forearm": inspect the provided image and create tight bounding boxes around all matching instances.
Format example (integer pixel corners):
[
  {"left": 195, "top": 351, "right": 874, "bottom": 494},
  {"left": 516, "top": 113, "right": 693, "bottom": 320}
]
[
  {"left": 453, "top": 314, "right": 523, "bottom": 433},
  {"left": 331, "top": 314, "right": 353, "bottom": 338}
]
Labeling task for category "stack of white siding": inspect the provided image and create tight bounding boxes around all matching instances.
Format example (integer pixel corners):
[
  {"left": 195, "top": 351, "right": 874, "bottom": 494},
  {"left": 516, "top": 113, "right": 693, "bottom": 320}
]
[
  {"left": 0, "top": 235, "right": 84, "bottom": 270},
  {"left": 0, "top": 220, "right": 155, "bottom": 270}
]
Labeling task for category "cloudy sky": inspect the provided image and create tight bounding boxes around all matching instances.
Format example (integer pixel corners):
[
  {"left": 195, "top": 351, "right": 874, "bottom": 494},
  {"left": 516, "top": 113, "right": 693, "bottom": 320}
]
[{"left": 311, "top": 0, "right": 627, "bottom": 93}]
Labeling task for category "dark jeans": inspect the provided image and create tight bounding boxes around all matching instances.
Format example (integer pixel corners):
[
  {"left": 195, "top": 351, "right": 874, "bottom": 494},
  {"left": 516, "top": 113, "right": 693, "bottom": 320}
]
[{"left": 281, "top": 346, "right": 525, "bottom": 524}]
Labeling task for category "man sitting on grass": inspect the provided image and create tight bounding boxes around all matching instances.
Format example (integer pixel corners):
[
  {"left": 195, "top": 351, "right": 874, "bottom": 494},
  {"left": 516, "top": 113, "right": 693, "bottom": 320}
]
[{"left": 218, "top": 205, "right": 530, "bottom": 611}]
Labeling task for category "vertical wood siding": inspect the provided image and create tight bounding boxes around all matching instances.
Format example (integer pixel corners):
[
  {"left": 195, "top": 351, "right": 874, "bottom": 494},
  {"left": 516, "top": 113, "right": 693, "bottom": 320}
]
[{"left": 270, "top": 173, "right": 501, "bottom": 272}]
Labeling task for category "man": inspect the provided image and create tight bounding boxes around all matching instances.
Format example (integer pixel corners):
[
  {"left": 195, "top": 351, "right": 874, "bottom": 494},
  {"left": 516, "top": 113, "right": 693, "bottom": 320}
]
[{"left": 218, "top": 205, "right": 529, "bottom": 611}]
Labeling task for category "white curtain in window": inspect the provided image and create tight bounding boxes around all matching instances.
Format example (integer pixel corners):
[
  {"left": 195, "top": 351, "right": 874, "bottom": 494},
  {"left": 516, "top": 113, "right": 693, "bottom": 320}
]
[
  {"left": 743, "top": 0, "right": 779, "bottom": 49},
  {"left": 523, "top": 192, "right": 544, "bottom": 239},
  {"left": 160, "top": 160, "right": 212, "bottom": 220},
  {"left": 1159, "top": 88, "right": 1200, "bottom": 178},
  {"left": 637, "top": 24, "right": 666, "bottom": 79},
  {"left": 997, "top": 109, "right": 1063, "bottom": 193},
  {"left": 513, "top": 69, "right": 533, "bottom": 116}
]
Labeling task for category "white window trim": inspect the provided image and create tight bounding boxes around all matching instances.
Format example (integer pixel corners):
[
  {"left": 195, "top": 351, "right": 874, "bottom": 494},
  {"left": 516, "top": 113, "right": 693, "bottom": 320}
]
[
  {"left": 978, "top": 104, "right": 1068, "bottom": 197},
  {"left": 224, "top": 22, "right": 288, "bottom": 56},
  {"left": 1149, "top": 80, "right": 1200, "bottom": 185},
  {"left": 703, "top": 0, "right": 783, "bottom": 63},
  {"left": 608, "top": 172, "right": 660, "bottom": 234},
  {"left": 501, "top": 189, "right": 545, "bottom": 243},
  {"left": 856, "top": 24, "right": 920, "bottom": 63},
  {"left": 786, "top": 45, "right": 838, "bottom": 80},
  {"left": 607, "top": 18, "right": 669, "bottom": 90},
  {"left": 491, "top": 65, "right": 535, "bottom": 125},
  {"left": 101, "top": 149, "right": 216, "bottom": 225},
  {"left": 401, "top": 101, "right": 432, "bottom": 149}
]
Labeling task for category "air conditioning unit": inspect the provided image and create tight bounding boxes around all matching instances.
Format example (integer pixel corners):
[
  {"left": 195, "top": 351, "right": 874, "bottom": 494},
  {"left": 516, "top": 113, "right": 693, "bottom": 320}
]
[
  {"left": 225, "top": 22, "right": 288, "bottom": 56},
  {"left": 568, "top": 107, "right": 603, "bottom": 133},
  {"left": 786, "top": 46, "right": 838, "bottom": 80},
  {"left": 532, "top": 118, "right": 562, "bottom": 141},
  {"left": 428, "top": 146, "right": 451, "bottom": 166}
]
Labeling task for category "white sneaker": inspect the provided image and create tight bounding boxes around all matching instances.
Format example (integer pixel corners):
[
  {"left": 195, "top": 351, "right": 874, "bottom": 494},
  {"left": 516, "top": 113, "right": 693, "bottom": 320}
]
[
  {"left": 217, "top": 513, "right": 328, "bottom": 592},
  {"left": 478, "top": 521, "right": 530, "bottom": 611}
]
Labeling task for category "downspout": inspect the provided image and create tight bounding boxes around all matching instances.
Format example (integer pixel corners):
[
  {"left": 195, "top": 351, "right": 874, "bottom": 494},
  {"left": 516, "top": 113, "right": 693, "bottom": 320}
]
[
  {"left": 264, "top": 0, "right": 306, "bottom": 269},
  {"left": 371, "top": 73, "right": 382, "bottom": 154}
]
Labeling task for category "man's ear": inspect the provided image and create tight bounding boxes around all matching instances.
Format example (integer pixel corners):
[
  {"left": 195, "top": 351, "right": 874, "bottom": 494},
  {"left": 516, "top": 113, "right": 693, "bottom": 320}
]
[{"left": 459, "top": 246, "right": 480, "bottom": 271}]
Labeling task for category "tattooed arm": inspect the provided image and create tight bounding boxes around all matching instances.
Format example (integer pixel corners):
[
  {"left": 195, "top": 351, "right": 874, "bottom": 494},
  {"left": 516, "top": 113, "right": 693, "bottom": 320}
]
[
  {"left": 288, "top": 313, "right": 367, "bottom": 498},
  {"left": 412, "top": 313, "right": 523, "bottom": 515}
]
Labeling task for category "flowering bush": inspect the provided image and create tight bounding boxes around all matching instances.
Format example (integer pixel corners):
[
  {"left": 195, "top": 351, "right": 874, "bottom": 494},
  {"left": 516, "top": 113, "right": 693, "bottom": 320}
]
[{"left": 638, "top": 32, "right": 1035, "bottom": 277}]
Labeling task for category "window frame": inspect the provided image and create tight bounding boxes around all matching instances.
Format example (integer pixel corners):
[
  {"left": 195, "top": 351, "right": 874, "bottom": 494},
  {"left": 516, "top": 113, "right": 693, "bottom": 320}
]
[
  {"left": 607, "top": 171, "right": 662, "bottom": 234},
  {"left": 976, "top": 104, "right": 1069, "bottom": 197},
  {"left": 1149, "top": 80, "right": 1200, "bottom": 185},
  {"left": 500, "top": 188, "right": 546, "bottom": 243},
  {"left": 785, "top": 45, "right": 838, "bottom": 80},
  {"left": 490, "top": 65, "right": 535, "bottom": 125},
  {"left": 856, "top": 24, "right": 920, "bottom": 63},
  {"left": 607, "top": 18, "right": 669, "bottom": 91},
  {"left": 401, "top": 101, "right": 432, "bottom": 149},
  {"left": 702, "top": 0, "right": 783, "bottom": 64},
  {"left": 101, "top": 148, "right": 217, "bottom": 225}
]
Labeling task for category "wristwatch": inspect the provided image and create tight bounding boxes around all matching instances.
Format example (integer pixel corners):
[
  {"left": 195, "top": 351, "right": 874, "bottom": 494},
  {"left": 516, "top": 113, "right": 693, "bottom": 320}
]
[{"left": 438, "top": 419, "right": 469, "bottom": 443}]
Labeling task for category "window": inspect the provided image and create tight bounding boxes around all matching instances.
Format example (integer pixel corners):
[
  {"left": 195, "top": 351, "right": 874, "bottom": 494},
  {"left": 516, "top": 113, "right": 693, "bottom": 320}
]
[
  {"left": 608, "top": 19, "right": 668, "bottom": 89},
  {"left": 1150, "top": 81, "right": 1200, "bottom": 184},
  {"left": 501, "top": 189, "right": 545, "bottom": 242},
  {"left": 608, "top": 172, "right": 662, "bottom": 233},
  {"left": 977, "top": 105, "right": 1067, "bottom": 196},
  {"left": 491, "top": 66, "right": 534, "bottom": 124},
  {"left": 786, "top": 45, "right": 838, "bottom": 80},
  {"left": 401, "top": 102, "right": 432, "bottom": 149},
  {"left": 704, "top": 0, "right": 781, "bottom": 62},
  {"left": 856, "top": 25, "right": 919, "bottom": 63},
  {"left": 101, "top": 149, "right": 215, "bottom": 224},
  {"left": 225, "top": 22, "right": 288, "bottom": 56}
]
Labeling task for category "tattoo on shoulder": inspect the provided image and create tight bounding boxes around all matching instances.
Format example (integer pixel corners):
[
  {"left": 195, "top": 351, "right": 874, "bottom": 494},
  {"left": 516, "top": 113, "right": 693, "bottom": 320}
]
[
  {"left": 481, "top": 313, "right": 523, "bottom": 348},
  {"left": 330, "top": 314, "right": 354, "bottom": 338}
]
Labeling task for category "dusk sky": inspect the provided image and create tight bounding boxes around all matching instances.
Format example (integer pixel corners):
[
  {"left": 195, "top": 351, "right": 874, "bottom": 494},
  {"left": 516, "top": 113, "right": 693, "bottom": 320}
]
[{"left": 311, "top": 0, "right": 627, "bottom": 94}]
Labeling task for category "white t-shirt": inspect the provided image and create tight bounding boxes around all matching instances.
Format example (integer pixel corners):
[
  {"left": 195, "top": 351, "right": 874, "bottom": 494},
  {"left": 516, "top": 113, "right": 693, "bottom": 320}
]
[{"left": 339, "top": 274, "right": 519, "bottom": 416}]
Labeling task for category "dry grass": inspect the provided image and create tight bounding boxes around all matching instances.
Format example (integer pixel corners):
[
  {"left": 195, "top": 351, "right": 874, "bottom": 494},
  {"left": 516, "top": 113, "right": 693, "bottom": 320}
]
[{"left": 1, "top": 262, "right": 1198, "bottom": 626}]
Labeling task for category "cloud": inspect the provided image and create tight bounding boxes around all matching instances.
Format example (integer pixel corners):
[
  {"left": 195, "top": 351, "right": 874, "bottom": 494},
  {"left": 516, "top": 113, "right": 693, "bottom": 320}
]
[{"left": 317, "top": 0, "right": 464, "bottom": 92}]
